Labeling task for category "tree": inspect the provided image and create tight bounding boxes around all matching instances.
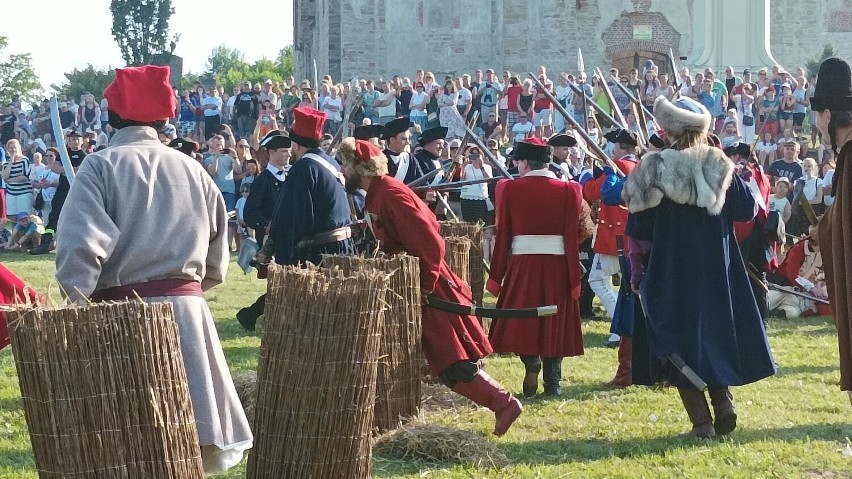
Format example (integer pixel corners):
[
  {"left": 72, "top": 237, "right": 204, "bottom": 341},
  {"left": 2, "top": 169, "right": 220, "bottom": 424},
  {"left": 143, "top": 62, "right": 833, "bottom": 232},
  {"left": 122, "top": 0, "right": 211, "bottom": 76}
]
[
  {"left": 110, "top": 0, "right": 179, "bottom": 66},
  {"left": 806, "top": 43, "right": 838, "bottom": 80},
  {"left": 205, "top": 45, "right": 245, "bottom": 78},
  {"left": 276, "top": 46, "right": 295, "bottom": 80},
  {"left": 0, "top": 36, "right": 42, "bottom": 106},
  {"left": 50, "top": 65, "right": 115, "bottom": 100}
]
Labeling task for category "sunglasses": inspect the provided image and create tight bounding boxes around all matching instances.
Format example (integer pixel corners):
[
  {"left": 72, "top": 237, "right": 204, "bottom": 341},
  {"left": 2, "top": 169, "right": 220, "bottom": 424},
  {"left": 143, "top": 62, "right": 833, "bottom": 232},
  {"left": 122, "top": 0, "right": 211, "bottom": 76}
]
[{"left": 238, "top": 144, "right": 250, "bottom": 148}]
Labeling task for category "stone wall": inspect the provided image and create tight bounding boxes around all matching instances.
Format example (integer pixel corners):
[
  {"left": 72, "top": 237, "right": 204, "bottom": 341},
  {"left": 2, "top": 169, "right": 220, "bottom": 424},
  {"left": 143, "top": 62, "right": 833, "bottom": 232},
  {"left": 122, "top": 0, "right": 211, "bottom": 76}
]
[{"left": 294, "top": 0, "right": 852, "bottom": 83}]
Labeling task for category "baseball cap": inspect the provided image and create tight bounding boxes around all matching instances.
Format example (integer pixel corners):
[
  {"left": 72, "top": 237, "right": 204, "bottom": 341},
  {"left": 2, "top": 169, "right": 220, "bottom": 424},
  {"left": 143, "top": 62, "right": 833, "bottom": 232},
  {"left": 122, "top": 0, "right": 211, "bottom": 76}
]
[{"left": 15, "top": 212, "right": 29, "bottom": 221}]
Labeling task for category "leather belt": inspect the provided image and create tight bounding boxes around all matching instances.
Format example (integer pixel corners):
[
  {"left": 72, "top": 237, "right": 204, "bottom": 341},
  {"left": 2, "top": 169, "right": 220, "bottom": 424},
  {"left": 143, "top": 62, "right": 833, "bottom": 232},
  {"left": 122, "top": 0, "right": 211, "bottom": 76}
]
[{"left": 296, "top": 226, "right": 352, "bottom": 250}]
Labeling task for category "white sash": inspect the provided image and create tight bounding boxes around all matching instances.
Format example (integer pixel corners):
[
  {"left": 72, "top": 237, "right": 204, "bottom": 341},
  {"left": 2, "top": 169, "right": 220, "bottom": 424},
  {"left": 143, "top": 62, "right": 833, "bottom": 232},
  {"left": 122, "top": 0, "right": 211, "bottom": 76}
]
[
  {"left": 392, "top": 152, "right": 410, "bottom": 182},
  {"left": 302, "top": 152, "right": 344, "bottom": 185}
]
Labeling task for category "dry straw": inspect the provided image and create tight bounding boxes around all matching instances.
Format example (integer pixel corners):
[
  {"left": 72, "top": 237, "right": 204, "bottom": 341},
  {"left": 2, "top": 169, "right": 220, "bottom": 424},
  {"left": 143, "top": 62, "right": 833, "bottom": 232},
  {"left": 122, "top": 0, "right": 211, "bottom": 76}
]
[
  {"left": 442, "top": 235, "right": 471, "bottom": 285},
  {"left": 247, "top": 264, "right": 389, "bottom": 479},
  {"left": 321, "top": 254, "right": 423, "bottom": 434},
  {"left": 374, "top": 420, "right": 509, "bottom": 469},
  {"left": 440, "top": 220, "right": 484, "bottom": 305},
  {"left": 8, "top": 302, "right": 204, "bottom": 478}
]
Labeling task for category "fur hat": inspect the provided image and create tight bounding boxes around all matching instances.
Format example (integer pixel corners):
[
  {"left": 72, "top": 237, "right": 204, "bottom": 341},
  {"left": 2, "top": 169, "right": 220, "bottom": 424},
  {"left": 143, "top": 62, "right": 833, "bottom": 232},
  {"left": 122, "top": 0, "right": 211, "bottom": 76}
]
[
  {"left": 337, "top": 137, "right": 388, "bottom": 177},
  {"left": 654, "top": 96, "right": 712, "bottom": 136}
]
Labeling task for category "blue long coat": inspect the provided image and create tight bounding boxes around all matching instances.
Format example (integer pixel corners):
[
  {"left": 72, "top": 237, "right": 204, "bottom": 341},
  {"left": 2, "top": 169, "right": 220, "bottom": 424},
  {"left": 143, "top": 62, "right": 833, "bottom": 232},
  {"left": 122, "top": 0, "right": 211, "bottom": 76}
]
[{"left": 626, "top": 175, "right": 776, "bottom": 388}]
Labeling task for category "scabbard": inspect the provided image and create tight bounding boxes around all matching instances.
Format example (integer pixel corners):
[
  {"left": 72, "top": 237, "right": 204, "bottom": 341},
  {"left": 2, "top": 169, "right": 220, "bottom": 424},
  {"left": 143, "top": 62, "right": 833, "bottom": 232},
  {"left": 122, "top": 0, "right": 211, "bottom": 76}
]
[
  {"left": 669, "top": 353, "right": 708, "bottom": 391},
  {"left": 425, "top": 295, "right": 557, "bottom": 319}
]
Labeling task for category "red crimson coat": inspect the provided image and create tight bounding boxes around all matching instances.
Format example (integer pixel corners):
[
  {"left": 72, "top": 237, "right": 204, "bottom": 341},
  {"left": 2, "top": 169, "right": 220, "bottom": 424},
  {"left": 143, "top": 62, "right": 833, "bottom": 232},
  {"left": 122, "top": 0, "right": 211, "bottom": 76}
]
[
  {"left": 0, "top": 263, "right": 41, "bottom": 350},
  {"left": 582, "top": 156, "right": 638, "bottom": 256},
  {"left": 486, "top": 171, "right": 592, "bottom": 357},
  {"left": 734, "top": 163, "right": 772, "bottom": 242},
  {"left": 364, "top": 175, "right": 492, "bottom": 376}
]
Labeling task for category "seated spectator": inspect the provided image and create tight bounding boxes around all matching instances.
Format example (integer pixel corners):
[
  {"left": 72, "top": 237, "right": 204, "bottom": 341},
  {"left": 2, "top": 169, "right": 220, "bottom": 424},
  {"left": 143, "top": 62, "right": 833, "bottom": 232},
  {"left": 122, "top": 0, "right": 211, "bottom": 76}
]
[{"left": 1, "top": 212, "right": 41, "bottom": 252}]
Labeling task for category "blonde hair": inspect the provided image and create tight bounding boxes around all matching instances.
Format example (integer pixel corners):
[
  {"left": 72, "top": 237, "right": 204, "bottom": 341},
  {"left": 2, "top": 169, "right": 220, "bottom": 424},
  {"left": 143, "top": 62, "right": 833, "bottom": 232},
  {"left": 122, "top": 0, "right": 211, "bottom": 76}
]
[{"left": 337, "top": 137, "right": 388, "bottom": 177}]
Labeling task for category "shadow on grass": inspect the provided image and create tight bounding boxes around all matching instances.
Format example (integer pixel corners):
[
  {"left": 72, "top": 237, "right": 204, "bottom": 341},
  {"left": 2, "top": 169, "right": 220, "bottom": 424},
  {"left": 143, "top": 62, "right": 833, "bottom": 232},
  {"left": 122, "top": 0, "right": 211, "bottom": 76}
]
[
  {"left": 0, "top": 446, "right": 34, "bottom": 468},
  {"left": 500, "top": 422, "right": 852, "bottom": 465},
  {"left": 766, "top": 316, "right": 836, "bottom": 337},
  {"left": 776, "top": 364, "right": 839, "bottom": 376}
]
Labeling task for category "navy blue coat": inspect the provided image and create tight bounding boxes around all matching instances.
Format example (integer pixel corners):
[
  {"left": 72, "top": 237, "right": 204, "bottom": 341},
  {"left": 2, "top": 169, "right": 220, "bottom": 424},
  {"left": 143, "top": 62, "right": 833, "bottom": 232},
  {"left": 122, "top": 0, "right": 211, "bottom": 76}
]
[
  {"left": 271, "top": 149, "right": 352, "bottom": 265},
  {"left": 627, "top": 175, "right": 776, "bottom": 388}
]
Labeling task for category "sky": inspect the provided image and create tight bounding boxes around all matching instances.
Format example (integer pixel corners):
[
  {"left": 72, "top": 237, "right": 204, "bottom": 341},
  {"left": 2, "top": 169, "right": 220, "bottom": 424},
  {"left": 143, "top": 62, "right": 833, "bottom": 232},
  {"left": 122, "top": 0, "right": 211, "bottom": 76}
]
[{"left": 2, "top": 0, "right": 294, "bottom": 91}]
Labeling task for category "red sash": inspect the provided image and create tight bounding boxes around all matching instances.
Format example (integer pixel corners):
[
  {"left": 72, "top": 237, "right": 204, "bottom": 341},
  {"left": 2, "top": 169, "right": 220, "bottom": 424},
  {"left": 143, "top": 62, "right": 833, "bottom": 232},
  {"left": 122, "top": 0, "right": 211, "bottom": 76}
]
[{"left": 90, "top": 279, "right": 202, "bottom": 302}]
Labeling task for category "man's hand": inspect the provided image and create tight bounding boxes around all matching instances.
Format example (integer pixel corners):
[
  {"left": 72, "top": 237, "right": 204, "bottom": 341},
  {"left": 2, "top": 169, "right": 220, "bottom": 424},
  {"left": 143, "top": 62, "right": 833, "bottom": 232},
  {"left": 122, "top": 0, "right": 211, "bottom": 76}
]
[{"left": 425, "top": 190, "right": 437, "bottom": 203}]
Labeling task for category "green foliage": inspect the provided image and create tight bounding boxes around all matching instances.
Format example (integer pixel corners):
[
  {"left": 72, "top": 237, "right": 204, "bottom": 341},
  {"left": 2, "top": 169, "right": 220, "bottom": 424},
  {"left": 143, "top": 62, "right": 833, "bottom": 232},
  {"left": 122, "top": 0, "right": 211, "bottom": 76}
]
[
  {"left": 205, "top": 45, "right": 245, "bottom": 77},
  {"left": 806, "top": 43, "right": 838, "bottom": 80},
  {"left": 0, "top": 37, "right": 42, "bottom": 106},
  {"left": 50, "top": 65, "right": 115, "bottom": 101},
  {"left": 110, "top": 0, "right": 179, "bottom": 66},
  {"left": 185, "top": 45, "right": 296, "bottom": 92}
]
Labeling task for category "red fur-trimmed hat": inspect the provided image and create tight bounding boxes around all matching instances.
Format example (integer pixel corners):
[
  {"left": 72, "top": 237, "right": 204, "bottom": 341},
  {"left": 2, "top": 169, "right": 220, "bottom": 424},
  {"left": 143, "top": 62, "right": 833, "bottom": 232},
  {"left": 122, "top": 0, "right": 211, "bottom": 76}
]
[
  {"left": 290, "top": 107, "right": 327, "bottom": 148},
  {"left": 104, "top": 65, "right": 175, "bottom": 122}
]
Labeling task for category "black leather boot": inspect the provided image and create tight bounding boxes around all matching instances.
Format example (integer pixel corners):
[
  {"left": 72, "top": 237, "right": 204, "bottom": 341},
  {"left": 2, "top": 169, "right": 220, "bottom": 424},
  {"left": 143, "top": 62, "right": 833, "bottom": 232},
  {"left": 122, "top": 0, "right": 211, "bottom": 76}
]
[
  {"left": 29, "top": 233, "right": 53, "bottom": 255},
  {"left": 709, "top": 387, "right": 737, "bottom": 435},
  {"left": 543, "top": 357, "right": 563, "bottom": 396},
  {"left": 519, "top": 355, "right": 542, "bottom": 397}
]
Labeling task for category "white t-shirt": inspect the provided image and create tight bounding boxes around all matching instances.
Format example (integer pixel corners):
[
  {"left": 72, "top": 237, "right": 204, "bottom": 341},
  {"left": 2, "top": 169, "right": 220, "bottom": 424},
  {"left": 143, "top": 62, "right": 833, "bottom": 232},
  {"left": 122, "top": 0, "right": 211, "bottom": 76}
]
[
  {"left": 460, "top": 163, "right": 492, "bottom": 200},
  {"left": 458, "top": 87, "right": 472, "bottom": 107},
  {"left": 235, "top": 196, "right": 247, "bottom": 221},
  {"left": 757, "top": 142, "right": 777, "bottom": 154},
  {"left": 35, "top": 169, "right": 60, "bottom": 201},
  {"left": 512, "top": 121, "right": 534, "bottom": 143},
  {"left": 801, "top": 175, "right": 822, "bottom": 201},
  {"left": 203, "top": 96, "right": 223, "bottom": 117},
  {"left": 376, "top": 92, "right": 397, "bottom": 118},
  {"left": 323, "top": 96, "right": 343, "bottom": 122},
  {"left": 823, "top": 169, "right": 835, "bottom": 206}
]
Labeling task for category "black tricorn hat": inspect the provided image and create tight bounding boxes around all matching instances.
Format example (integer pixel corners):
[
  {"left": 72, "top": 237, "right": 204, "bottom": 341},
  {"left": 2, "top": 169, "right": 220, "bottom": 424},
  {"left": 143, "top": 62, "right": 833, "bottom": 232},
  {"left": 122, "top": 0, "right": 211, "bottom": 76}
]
[
  {"left": 735, "top": 142, "right": 752, "bottom": 158},
  {"left": 354, "top": 124, "right": 384, "bottom": 140},
  {"left": 513, "top": 139, "right": 550, "bottom": 163},
  {"left": 168, "top": 137, "right": 199, "bottom": 156},
  {"left": 418, "top": 126, "right": 448, "bottom": 146},
  {"left": 381, "top": 117, "right": 408, "bottom": 140},
  {"left": 259, "top": 131, "right": 292, "bottom": 149},
  {"left": 811, "top": 57, "right": 852, "bottom": 111},
  {"left": 603, "top": 128, "right": 637, "bottom": 147},
  {"left": 547, "top": 133, "right": 578, "bottom": 147}
]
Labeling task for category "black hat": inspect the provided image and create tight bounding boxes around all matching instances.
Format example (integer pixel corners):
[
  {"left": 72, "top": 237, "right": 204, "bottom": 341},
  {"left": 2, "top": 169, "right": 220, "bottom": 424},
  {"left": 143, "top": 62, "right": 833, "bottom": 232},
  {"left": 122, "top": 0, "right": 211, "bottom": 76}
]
[
  {"left": 810, "top": 57, "right": 852, "bottom": 111},
  {"left": 603, "top": 129, "right": 637, "bottom": 147},
  {"left": 381, "top": 117, "right": 408, "bottom": 140},
  {"left": 259, "top": 131, "right": 292, "bottom": 149},
  {"left": 354, "top": 124, "right": 384, "bottom": 141},
  {"left": 547, "top": 133, "right": 577, "bottom": 148},
  {"left": 648, "top": 131, "right": 667, "bottom": 148},
  {"left": 418, "top": 126, "right": 448, "bottom": 146},
  {"left": 513, "top": 139, "right": 550, "bottom": 163},
  {"left": 735, "top": 142, "right": 752, "bottom": 157},
  {"left": 67, "top": 130, "right": 83, "bottom": 138},
  {"left": 168, "top": 138, "right": 198, "bottom": 157},
  {"left": 722, "top": 144, "right": 738, "bottom": 157}
]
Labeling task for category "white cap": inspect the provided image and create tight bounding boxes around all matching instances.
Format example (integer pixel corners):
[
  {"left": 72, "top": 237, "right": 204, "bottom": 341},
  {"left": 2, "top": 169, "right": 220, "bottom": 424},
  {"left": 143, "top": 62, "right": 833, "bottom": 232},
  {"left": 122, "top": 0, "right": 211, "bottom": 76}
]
[{"left": 448, "top": 139, "right": 462, "bottom": 148}]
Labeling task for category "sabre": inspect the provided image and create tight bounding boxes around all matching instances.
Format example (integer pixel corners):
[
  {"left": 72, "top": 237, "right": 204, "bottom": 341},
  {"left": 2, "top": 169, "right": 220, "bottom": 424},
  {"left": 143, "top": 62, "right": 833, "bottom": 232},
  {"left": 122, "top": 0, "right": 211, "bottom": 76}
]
[
  {"left": 767, "top": 281, "right": 830, "bottom": 305},
  {"left": 49, "top": 96, "right": 76, "bottom": 185},
  {"left": 578, "top": 47, "right": 589, "bottom": 133},
  {"left": 426, "top": 295, "right": 557, "bottom": 319},
  {"left": 636, "top": 288, "right": 709, "bottom": 390},
  {"left": 667, "top": 48, "right": 682, "bottom": 99},
  {"left": 413, "top": 175, "right": 504, "bottom": 192}
]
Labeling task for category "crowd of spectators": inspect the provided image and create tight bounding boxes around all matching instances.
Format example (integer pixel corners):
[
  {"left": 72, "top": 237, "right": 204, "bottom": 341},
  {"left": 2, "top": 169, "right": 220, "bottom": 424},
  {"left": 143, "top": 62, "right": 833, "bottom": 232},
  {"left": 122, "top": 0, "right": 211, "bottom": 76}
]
[{"left": 0, "top": 59, "right": 835, "bottom": 287}]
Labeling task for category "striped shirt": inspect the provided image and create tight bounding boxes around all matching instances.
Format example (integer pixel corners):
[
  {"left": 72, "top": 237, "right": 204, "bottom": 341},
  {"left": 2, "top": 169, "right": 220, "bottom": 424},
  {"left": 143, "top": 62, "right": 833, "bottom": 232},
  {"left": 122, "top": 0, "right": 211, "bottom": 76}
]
[{"left": 4, "top": 158, "right": 32, "bottom": 196}]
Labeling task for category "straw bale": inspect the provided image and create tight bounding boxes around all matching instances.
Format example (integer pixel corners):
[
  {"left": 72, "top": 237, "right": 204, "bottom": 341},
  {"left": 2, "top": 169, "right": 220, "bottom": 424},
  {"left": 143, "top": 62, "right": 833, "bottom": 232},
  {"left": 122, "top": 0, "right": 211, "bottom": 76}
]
[
  {"left": 442, "top": 236, "right": 471, "bottom": 284},
  {"left": 322, "top": 254, "right": 422, "bottom": 434},
  {"left": 440, "top": 220, "right": 485, "bottom": 305},
  {"left": 247, "top": 265, "right": 388, "bottom": 479},
  {"left": 374, "top": 421, "right": 509, "bottom": 469},
  {"left": 8, "top": 302, "right": 204, "bottom": 478}
]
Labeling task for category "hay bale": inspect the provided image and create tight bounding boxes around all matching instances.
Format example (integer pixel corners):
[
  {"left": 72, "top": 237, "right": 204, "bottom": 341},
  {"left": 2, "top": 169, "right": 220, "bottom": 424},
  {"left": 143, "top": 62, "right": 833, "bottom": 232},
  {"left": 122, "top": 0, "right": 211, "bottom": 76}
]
[
  {"left": 443, "top": 236, "right": 471, "bottom": 284},
  {"left": 9, "top": 302, "right": 204, "bottom": 478},
  {"left": 374, "top": 421, "right": 509, "bottom": 469},
  {"left": 420, "top": 382, "right": 476, "bottom": 412},
  {"left": 247, "top": 265, "right": 388, "bottom": 479},
  {"left": 440, "top": 221, "right": 485, "bottom": 305},
  {"left": 322, "top": 254, "right": 422, "bottom": 434}
]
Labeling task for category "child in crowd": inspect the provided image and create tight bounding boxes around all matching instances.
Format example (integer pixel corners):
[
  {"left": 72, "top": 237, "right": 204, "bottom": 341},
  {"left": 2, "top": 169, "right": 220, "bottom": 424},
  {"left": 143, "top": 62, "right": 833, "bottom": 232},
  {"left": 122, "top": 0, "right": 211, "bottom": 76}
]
[
  {"left": 235, "top": 183, "right": 252, "bottom": 242},
  {"left": 757, "top": 132, "right": 778, "bottom": 168},
  {"left": 1, "top": 212, "right": 41, "bottom": 252},
  {"left": 720, "top": 119, "right": 740, "bottom": 148}
]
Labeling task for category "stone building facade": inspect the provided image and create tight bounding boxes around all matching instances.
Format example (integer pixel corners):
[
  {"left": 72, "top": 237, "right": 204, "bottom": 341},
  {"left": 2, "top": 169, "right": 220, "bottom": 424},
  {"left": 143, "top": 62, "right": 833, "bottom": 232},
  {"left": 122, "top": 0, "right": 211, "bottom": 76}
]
[{"left": 294, "top": 0, "right": 852, "bottom": 82}]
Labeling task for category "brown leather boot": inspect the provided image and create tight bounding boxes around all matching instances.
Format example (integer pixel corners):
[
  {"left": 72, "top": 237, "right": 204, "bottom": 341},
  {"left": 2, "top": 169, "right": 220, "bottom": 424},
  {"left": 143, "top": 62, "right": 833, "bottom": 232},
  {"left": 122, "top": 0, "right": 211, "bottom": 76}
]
[
  {"left": 604, "top": 337, "right": 633, "bottom": 388},
  {"left": 709, "top": 387, "right": 737, "bottom": 435},
  {"left": 677, "top": 388, "right": 716, "bottom": 439},
  {"left": 452, "top": 371, "right": 523, "bottom": 436}
]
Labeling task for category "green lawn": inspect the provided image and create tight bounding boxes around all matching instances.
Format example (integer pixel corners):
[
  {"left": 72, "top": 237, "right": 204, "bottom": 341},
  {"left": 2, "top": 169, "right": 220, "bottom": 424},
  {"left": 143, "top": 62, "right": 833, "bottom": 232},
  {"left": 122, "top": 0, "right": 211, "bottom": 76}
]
[{"left": 1, "top": 254, "right": 851, "bottom": 478}]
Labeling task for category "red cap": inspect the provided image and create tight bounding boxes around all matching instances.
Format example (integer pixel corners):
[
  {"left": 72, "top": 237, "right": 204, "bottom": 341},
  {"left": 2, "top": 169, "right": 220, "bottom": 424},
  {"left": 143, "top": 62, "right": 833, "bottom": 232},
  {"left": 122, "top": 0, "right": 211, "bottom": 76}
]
[
  {"left": 354, "top": 140, "right": 382, "bottom": 164},
  {"left": 524, "top": 137, "right": 547, "bottom": 146},
  {"left": 290, "top": 107, "right": 327, "bottom": 148},
  {"left": 104, "top": 65, "right": 175, "bottom": 122}
]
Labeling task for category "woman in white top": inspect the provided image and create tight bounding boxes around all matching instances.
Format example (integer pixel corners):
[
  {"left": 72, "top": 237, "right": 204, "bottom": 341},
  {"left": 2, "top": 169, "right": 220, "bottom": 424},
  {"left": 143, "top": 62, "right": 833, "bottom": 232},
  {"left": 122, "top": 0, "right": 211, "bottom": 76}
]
[
  {"left": 800, "top": 157, "right": 823, "bottom": 212},
  {"left": 322, "top": 86, "right": 343, "bottom": 134},
  {"left": 733, "top": 84, "right": 756, "bottom": 144},
  {"left": 456, "top": 79, "right": 473, "bottom": 118},
  {"left": 202, "top": 90, "right": 224, "bottom": 139},
  {"left": 756, "top": 132, "right": 777, "bottom": 168},
  {"left": 459, "top": 147, "right": 494, "bottom": 225},
  {"left": 33, "top": 147, "right": 61, "bottom": 220},
  {"left": 822, "top": 160, "right": 835, "bottom": 209},
  {"left": 409, "top": 82, "right": 429, "bottom": 143},
  {"left": 438, "top": 80, "right": 466, "bottom": 139}
]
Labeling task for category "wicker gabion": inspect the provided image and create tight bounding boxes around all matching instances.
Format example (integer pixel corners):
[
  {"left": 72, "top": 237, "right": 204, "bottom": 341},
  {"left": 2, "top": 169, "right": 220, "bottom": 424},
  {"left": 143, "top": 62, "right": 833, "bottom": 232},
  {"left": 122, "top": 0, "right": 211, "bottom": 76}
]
[
  {"left": 247, "top": 265, "right": 389, "bottom": 479},
  {"left": 322, "top": 254, "right": 423, "bottom": 434},
  {"left": 442, "top": 236, "right": 471, "bottom": 284},
  {"left": 440, "top": 220, "right": 484, "bottom": 305},
  {"left": 8, "top": 302, "right": 204, "bottom": 478}
]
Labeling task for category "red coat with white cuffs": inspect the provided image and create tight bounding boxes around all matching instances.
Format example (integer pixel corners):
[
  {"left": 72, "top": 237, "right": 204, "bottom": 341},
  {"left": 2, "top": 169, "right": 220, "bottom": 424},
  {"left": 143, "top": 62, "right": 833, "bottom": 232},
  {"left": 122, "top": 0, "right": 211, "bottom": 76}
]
[
  {"left": 486, "top": 170, "right": 594, "bottom": 357},
  {"left": 364, "top": 175, "right": 492, "bottom": 376},
  {"left": 582, "top": 156, "right": 638, "bottom": 256},
  {"left": 0, "top": 263, "right": 41, "bottom": 350}
]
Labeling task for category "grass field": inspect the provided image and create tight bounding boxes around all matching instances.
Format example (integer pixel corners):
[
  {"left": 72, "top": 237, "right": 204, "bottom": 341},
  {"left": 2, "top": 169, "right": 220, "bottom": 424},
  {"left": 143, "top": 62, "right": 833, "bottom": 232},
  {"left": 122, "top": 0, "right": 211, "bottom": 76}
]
[{"left": 1, "top": 254, "right": 851, "bottom": 478}]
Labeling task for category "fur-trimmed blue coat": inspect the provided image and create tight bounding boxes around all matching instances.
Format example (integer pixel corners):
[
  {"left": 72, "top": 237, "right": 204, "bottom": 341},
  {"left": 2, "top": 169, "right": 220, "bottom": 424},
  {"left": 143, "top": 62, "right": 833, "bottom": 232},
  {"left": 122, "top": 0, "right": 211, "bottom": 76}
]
[{"left": 622, "top": 144, "right": 776, "bottom": 389}]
